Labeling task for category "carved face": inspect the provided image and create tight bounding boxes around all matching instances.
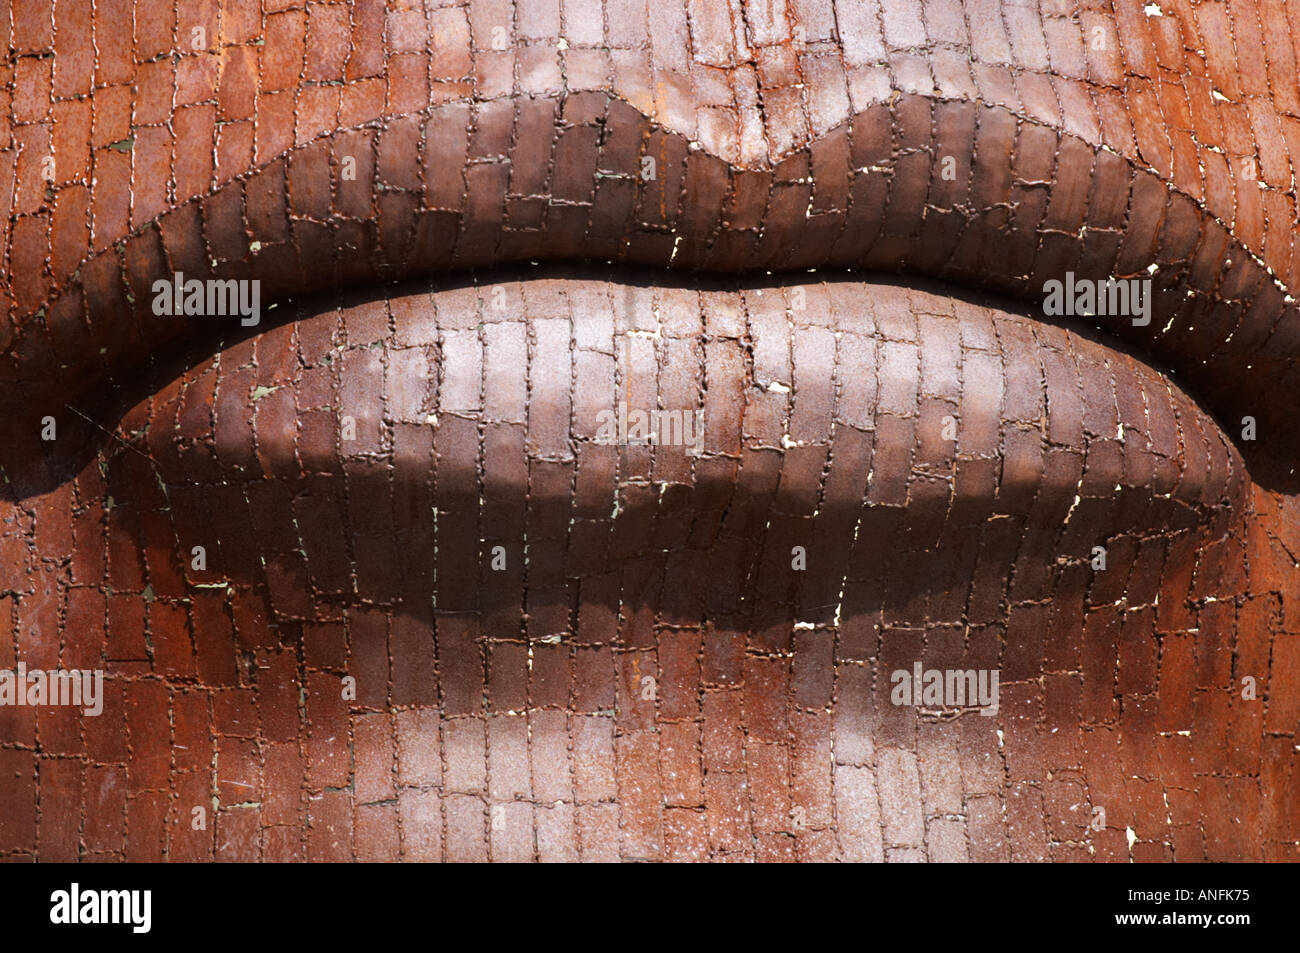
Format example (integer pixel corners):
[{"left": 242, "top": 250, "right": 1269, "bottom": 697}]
[{"left": 2, "top": 0, "right": 1297, "bottom": 863}]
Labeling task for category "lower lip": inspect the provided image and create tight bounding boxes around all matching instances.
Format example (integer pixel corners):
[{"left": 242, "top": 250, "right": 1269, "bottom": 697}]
[{"left": 114, "top": 272, "right": 1243, "bottom": 626}]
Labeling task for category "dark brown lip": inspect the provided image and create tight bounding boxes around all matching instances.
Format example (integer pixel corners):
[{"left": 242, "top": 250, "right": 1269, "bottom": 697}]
[
  {"left": 3, "top": 92, "right": 1295, "bottom": 494},
  {"left": 91, "top": 270, "right": 1242, "bottom": 632},
  {"left": 0, "top": 262, "right": 1227, "bottom": 484}
]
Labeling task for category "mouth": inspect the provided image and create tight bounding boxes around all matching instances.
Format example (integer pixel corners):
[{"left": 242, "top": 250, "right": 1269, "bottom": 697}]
[{"left": 2, "top": 90, "right": 1297, "bottom": 497}]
